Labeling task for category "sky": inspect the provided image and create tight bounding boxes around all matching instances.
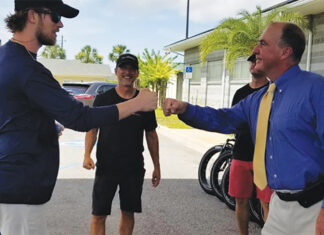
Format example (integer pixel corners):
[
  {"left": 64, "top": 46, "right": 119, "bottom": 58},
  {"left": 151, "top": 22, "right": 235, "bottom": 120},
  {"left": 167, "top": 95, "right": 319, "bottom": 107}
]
[{"left": 0, "top": 0, "right": 285, "bottom": 67}]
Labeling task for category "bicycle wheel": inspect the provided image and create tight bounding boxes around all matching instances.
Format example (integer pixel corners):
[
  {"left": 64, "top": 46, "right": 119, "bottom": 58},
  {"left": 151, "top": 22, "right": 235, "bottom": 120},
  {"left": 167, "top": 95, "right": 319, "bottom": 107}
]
[
  {"left": 248, "top": 196, "right": 265, "bottom": 227},
  {"left": 220, "top": 165, "right": 236, "bottom": 210},
  {"left": 198, "top": 145, "right": 223, "bottom": 195},
  {"left": 210, "top": 151, "right": 232, "bottom": 201}
]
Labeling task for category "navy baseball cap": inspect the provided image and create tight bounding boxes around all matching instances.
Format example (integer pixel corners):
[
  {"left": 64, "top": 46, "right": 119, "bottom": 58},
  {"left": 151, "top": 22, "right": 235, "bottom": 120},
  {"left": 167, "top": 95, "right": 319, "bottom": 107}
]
[
  {"left": 116, "top": 53, "right": 139, "bottom": 70},
  {"left": 15, "top": 0, "right": 79, "bottom": 18},
  {"left": 247, "top": 54, "right": 256, "bottom": 62}
]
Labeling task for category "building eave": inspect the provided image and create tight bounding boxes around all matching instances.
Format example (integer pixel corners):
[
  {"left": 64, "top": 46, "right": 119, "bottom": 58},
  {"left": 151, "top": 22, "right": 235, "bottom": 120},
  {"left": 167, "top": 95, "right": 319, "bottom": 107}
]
[{"left": 164, "top": 29, "right": 214, "bottom": 52}]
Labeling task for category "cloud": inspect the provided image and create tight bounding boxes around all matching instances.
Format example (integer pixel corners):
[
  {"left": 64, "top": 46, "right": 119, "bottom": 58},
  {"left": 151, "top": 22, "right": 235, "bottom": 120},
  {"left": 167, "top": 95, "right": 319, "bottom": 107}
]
[{"left": 189, "top": 0, "right": 285, "bottom": 23}]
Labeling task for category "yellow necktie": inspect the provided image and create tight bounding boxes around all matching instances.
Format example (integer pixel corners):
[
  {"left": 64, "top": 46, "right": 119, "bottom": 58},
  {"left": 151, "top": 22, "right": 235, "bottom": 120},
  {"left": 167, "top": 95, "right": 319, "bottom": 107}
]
[{"left": 253, "top": 83, "right": 276, "bottom": 190}]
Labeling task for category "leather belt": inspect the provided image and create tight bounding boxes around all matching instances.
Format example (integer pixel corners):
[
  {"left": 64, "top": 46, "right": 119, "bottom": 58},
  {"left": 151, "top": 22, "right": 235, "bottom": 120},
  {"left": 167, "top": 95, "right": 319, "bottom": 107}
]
[
  {"left": 276, "top": 191, "right": 301, "bottom": 201},
  {"left": 275, "top": 176, "right": 324, "bottom": 208}
]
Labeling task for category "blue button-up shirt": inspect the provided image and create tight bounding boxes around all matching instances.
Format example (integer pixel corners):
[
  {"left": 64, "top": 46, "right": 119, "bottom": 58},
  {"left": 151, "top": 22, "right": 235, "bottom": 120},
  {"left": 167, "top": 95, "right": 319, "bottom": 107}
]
[{"left": 179, "top": 65, "right": 324, "bottom": 206}]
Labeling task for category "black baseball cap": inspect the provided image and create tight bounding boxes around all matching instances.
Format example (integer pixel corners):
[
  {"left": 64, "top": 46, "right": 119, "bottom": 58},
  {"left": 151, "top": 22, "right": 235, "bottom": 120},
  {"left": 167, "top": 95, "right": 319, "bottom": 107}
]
[
  {"left": 15, "top": 0, "right": 79, "bottom": 18},
  {"left": 116, "top": 53, "right": 139, "bottom": 70},
  {"left": 247, "top": 54, "right": 256, "bottom": 62}
]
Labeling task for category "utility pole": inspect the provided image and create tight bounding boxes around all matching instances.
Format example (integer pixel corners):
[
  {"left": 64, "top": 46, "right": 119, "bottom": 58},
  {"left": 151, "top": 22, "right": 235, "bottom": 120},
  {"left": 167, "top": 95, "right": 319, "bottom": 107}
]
[
  {"left": 186, "top": 0, "right": 190, "bottom": 39},
  {"left": 60, "top": 35, "right": 66, "bottom": 49}
]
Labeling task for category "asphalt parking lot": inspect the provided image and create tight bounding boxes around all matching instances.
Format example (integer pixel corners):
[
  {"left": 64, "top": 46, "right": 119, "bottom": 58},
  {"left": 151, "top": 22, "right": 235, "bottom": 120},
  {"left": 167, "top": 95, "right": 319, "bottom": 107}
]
[{"left": 46, "top": 127, "right": 261, "bottom": 235}]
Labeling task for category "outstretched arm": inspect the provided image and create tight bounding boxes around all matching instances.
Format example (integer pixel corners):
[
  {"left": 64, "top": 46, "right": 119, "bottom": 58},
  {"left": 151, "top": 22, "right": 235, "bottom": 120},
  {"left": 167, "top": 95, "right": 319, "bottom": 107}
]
[
  {"left": 117, "top": 88, "right": 158, "bottom": 120},
  {"left": 145, "top": 130, "right": 160, "bottom": 187},
  {"left": 83, "top": 128, "right": 98, "bottom": 170}
]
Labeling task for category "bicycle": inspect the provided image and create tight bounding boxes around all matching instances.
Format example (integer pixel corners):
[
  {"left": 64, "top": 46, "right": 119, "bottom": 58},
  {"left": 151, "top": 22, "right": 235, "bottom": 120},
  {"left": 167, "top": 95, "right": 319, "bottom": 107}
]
[
  {"left": 248, "top": 189, "right": 265, "bottom": 227},
  {"left": 209, "top": 139, "right": 235, "bottom": 201},
  {"left": 199, "top": 139, "right": 265, "bottom": 227},
  {"left": 220, "top": 160, "right": 236, "bottom": 210},
  {"left": 198, "top": 139, "right": 234, "bottom": 196},
  {"left": 217, "top": 150, "right": 265, "bottom": 226},
  {"left": 221, "top": 162, "right": 265, "bottom": 226}
]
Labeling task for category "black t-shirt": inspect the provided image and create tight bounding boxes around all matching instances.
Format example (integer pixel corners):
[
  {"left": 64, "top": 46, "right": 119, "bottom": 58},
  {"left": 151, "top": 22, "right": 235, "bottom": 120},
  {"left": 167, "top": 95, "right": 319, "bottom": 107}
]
[
  {"left": 232, "top": 83, "right": 268, "bottom": 161},
  {"left": 93, "top": 88, "right": 157, "bottom": 178}
]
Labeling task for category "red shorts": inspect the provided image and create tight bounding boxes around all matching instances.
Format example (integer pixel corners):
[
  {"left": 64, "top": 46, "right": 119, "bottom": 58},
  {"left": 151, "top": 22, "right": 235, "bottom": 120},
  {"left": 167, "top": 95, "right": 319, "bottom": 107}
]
[{"left": 228, "top": 159, "right": 273, "bottom": 202}]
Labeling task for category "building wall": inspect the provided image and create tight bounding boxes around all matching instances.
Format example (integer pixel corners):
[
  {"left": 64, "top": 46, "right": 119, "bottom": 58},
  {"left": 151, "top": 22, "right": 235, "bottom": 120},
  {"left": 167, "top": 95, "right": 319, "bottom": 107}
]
[
  {"left": 206, "top": 84, "right": 223, "bottom": 107},
  {"left": 181, "top": 47, "right": 228, "bottom": 107},
  {"left": 310, "top": 12, "right": 324, "bottom": 75},
  {"left": 166, "top": 75, "right": 177, "bottom": 99},
  {"left": 182, "top": 47, "right": 250, "bottom": 108}
]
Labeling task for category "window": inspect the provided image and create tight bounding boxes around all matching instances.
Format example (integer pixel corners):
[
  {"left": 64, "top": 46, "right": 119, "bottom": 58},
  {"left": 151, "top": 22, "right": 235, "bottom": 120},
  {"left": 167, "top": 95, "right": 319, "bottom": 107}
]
[
  {"left": 231, "top": 59, "right": 250, "bottom": 80},
  {"left": 96, "top": 85, "right": 115, "bottom": 95},
  {"left": 62, "top": 84, "right": 89, "bottom": 95},
  {"left": 207, "top": 60, "right": 223, "bottom": 82},
  {"left": 190, "top": 64, "right": 202, "bottom": 83}
]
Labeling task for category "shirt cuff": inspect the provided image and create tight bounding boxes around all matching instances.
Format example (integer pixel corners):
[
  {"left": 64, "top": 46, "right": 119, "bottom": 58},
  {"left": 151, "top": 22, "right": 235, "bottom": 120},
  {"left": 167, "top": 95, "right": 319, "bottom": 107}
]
[{"left": 178, "top": 103, "right": 195, "bottom": 121}]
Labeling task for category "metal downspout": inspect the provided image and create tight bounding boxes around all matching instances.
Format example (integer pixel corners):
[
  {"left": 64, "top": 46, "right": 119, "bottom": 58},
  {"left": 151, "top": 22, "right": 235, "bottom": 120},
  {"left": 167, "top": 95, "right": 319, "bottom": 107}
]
[
  {"left": 221, "top": 50, "right": 227, "bottom": 107},
  {"left": 306, "top": 15, "right": 314, "bottom": 71}
]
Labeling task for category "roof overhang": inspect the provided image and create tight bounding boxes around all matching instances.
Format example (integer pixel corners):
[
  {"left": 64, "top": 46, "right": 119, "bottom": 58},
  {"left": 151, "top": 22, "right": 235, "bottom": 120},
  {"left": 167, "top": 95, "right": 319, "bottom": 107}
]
[
  {"left": 164, "top": 0, "right": 324, "bottom": 52},
  {"left": 164, "top": 29, "right": 213, "bottom": 52},
  {"left": 277, "top": 0, "right": 324, "bottom": 15}
]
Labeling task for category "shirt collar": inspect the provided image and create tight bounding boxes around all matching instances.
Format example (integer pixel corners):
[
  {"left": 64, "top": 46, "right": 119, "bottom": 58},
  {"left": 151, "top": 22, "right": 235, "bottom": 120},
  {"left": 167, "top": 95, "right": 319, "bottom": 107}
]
[{"left": 273, "top": 65, "right": 301, "bottom": 90}]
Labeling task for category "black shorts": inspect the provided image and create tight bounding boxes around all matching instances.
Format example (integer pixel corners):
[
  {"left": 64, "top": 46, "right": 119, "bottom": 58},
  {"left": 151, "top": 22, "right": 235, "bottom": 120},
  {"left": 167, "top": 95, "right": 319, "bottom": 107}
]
[{"left": 92, "top": 174, "right": 144, "bottom": 216}]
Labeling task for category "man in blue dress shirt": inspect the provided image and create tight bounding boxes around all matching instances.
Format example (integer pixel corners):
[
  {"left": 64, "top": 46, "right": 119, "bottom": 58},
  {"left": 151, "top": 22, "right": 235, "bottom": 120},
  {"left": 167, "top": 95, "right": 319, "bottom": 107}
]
[{"left": 163, "top": 22, "right": 324, "bottom": 234}]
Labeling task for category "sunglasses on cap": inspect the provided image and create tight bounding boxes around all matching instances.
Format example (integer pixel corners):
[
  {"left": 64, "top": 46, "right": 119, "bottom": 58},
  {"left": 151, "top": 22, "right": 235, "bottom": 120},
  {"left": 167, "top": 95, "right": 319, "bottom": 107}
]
[{"left": 33, "top": 8, "right": 61, "bottom": 23}]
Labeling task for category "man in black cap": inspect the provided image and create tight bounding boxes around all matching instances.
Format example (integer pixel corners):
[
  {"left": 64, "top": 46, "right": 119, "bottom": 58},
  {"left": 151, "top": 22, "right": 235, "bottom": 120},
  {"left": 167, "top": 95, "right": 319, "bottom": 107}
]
[
  {"left": 0, "top": 2, "right": 157, "bottom": 234},
  {"left": 228, "top": 54, "right": 271, "bottom": 235},
  {"left": 83, "top": 53, "right": 161, "bottom": 235}
]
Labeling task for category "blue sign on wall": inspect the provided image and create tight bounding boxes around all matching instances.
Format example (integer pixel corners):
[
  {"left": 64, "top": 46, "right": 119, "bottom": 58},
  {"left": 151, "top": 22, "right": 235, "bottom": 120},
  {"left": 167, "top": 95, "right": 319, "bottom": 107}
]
[{"left": 185, "top": 66, "right": 193, "bottom": 73}]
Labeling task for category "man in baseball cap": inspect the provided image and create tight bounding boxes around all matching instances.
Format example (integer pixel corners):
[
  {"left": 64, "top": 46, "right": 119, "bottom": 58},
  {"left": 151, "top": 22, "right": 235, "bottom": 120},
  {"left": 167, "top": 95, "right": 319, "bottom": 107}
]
[
  {"left": 0, "top": 1, "right": 158, "bottom": 234},
  {"left": 0, "top": 1, "right": 80, "bottom": 234},
  {"left": 83, "top": 52, "right": 160, "bottom": 235}
]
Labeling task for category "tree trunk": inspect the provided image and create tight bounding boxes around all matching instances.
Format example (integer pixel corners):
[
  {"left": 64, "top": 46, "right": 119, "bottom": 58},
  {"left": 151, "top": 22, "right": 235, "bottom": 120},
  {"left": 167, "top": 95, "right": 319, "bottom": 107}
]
[{"left": 158, "top": 81, "right": 167, "bottom": 107}]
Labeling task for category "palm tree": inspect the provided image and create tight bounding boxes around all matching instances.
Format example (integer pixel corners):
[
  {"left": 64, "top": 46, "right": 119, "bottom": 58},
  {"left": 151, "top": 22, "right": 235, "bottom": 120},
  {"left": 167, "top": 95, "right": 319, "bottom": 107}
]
[
  {"left": 108, "top": 44, "right": 130, "bottom": 63},
  {"left": 41, "top": 44, "right": 66, "bottom": 59},
  {"left": 75, "top": 45, "right": 103, "bottom": 64},
  {"left": 138, "top": 49, "right": 179, "bottom": 106},
  {"left": 200, "top": 6, "right": 308, "bottom": 72}
]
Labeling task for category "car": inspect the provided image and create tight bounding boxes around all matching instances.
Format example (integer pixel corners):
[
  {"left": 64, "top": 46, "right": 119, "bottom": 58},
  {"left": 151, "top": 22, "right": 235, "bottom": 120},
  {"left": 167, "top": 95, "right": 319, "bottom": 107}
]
[{"left": 62, "top": 81, "right": 117, "bottom": 107}]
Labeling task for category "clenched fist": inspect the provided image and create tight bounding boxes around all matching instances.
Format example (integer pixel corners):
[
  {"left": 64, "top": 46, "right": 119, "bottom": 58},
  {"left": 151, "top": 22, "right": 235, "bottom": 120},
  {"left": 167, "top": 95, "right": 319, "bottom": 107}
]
[
  {"left": 136, "top": 88, "right": 158, "bottom": 112},
  {"left": 83, "top": 155, "right": 95, "bottom": 170},
  {"left": 162, "top": 98, "right": 188, "bottom": 116}
]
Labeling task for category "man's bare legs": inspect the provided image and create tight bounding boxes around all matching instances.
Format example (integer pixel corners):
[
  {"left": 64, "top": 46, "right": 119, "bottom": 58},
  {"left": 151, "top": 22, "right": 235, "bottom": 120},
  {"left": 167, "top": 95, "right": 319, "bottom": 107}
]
[
  {"left": 119, "top": 211, "right": 134, "bottom": 235},
  {"left": 235, "top": 198, "right": 250, "bottom": 235},
  {"left": 90, "top": 211, "right": 135, "bottom": 235},
  {"left": 91, "top": 215, "right": 107, "bottom": 235}
]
